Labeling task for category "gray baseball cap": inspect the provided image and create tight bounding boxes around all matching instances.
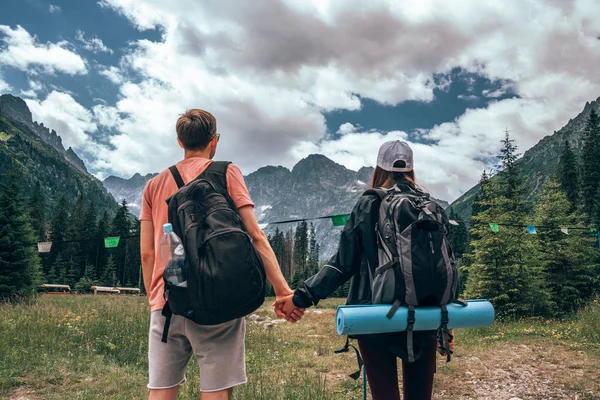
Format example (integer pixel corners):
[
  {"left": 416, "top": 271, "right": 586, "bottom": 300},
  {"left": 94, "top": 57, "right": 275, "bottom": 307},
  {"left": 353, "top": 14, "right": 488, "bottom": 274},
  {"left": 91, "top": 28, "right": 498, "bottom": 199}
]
[{"left": 377, "top": 140, "right": 414, "bottom": 172}]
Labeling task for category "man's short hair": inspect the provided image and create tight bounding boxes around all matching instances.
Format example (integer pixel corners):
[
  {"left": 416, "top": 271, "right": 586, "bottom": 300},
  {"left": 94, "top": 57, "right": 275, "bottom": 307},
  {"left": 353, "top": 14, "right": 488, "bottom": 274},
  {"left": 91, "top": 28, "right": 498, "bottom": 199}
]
[{"left": 176, "top": 109, "right": 217, "bottom": 150}]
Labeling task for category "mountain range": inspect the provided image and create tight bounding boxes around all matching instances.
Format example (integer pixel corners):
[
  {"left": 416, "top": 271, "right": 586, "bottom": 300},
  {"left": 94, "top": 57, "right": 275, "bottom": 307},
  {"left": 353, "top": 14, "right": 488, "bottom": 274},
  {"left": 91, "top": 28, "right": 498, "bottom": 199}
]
[
  {"left": 103, "top": 155, "right": 449, "bottom": 258},
  {"left": 3, "top": 91, "right": 599, "bottom": 259},
  {"left": 450, "top": 96, "right": 600, "bottom": 221}
]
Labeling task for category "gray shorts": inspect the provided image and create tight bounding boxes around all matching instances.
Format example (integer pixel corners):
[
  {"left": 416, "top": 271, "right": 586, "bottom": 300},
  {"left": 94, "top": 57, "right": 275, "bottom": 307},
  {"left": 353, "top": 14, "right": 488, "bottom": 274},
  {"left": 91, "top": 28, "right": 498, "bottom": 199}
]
[{"left": 148, "top": 310, "right": 247, "bottom": 392}]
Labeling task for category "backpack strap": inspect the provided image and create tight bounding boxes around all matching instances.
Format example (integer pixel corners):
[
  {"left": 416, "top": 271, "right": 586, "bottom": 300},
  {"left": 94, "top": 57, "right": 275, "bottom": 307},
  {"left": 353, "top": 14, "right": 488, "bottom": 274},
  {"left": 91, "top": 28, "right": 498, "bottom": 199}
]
[
  {"left": 334, "top": 337, "right": 364, "bottom": 380},
  {"left": 169, "top": 166, "right": 185, "bottom": 189},
  {"left": 200, "top": 161, "right": 237, "bottom": 210},
  {"left": 406, "top": 305, "right": 416, "bottom": 363},
  {"left": 437, "top": 304, "right": 452, "bottom": 362},
  {"left": 363, "top": 187, "right": 387, "bottom": 200},
  {"left": 161, "top": 304, "right": 173, "bottom": 343}
]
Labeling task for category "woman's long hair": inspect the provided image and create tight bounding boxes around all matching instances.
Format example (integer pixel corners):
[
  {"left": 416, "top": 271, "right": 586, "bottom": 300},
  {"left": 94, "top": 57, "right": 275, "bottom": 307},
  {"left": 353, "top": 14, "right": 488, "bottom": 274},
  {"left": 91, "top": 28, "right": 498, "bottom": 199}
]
[{"left": 370, "top": 160, "right": 416, "bottom": 189}]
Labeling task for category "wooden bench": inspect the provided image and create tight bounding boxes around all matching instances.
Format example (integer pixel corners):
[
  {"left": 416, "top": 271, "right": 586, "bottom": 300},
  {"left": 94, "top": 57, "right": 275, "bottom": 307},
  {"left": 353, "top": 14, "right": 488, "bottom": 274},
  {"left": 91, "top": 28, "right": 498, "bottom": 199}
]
[
  {"left": 39, "top": 284, "right": 71, "bottom": 295},
  {"left": 91, "top": 286, "right": 121, "bottom": 295},
  {"left": 115, "top": 287, "right": 141, "bottom": 295}
]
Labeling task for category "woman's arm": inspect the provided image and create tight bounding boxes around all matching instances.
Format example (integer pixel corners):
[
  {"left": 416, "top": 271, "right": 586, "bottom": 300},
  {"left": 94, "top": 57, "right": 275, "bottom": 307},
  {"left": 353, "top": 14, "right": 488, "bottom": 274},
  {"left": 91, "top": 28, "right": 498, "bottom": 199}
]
[{"left": 290, "top": 196, "right": 379, "bottom": 308}]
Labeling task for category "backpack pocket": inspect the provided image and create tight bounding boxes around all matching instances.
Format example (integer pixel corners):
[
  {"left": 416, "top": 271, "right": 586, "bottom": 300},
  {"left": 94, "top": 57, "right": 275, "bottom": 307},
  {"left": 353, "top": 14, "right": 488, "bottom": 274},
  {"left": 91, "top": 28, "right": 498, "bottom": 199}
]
[
  {"left": 199, "top": 228, "right": 266, "bottom": 312},
  {"left": 164, "top": 282, "right": 191, "bottom": 316},
  {"left": 372, "top": 260, "right": 398, "bottom": 304}
]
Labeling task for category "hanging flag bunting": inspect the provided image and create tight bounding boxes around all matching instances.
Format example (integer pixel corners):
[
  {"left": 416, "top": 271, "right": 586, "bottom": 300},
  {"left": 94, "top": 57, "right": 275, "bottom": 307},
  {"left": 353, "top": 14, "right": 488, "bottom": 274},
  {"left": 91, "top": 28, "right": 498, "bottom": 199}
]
[
  {"left": 37, "top": 242, "right": 52, "bottom": 253},
  {"left": 258, "top": 223, "right": 268, "bottom": 230},
  {"left": 527, "top": 226, "right": 537, "bottom": 234},
  {"left": 560, "top": 227, "right": 569, "bottom": 235},
  {"left": 104, "top": 236, "right": 120, "bottom": 248},
  {"left": 449, "top": 220, "right": 459, "bottom": 226},
  {"left": 489, "top": 223, "right": 499, "bottom": 233},
  {"left": 331, "top": 214, "right": 350, "bottom": 227},
  {"left": 591, "top": 227, "right": 598, "bottom": 233}
]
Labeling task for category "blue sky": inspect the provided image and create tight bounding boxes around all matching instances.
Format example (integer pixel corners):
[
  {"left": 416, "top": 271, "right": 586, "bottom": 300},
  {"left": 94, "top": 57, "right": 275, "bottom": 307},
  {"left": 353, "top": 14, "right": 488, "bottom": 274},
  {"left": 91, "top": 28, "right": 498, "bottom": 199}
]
[{"left": 0, "top": 0, "right": 599, "bottom": 201}]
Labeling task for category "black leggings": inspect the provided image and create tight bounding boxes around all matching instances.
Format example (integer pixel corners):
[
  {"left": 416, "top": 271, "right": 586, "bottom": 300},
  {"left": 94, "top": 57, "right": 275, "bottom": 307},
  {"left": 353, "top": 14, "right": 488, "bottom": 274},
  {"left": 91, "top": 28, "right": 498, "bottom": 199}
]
[{"left": 357, "top": 333, "right": 437, "bottom": 400}]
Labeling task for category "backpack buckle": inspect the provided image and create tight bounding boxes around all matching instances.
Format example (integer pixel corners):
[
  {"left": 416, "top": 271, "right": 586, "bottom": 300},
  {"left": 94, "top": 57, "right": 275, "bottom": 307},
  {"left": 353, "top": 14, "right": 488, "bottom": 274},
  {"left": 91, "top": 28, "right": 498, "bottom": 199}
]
[{"left": 407, "top": 305, "right": 416, "bottom": 326}]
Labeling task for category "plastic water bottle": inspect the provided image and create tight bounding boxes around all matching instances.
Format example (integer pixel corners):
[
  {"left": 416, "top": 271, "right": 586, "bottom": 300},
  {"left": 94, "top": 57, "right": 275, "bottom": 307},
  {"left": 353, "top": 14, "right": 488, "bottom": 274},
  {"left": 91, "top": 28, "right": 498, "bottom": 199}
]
[{"left": 160, "top": 223, "right": 187, "bottom": 287}]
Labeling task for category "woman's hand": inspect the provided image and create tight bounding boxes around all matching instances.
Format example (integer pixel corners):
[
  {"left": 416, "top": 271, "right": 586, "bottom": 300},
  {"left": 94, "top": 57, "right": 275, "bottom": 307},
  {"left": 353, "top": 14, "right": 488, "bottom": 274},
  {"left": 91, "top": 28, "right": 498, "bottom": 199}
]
[{"left": 273, "top": 293, "right": 305, "bottom": 323}]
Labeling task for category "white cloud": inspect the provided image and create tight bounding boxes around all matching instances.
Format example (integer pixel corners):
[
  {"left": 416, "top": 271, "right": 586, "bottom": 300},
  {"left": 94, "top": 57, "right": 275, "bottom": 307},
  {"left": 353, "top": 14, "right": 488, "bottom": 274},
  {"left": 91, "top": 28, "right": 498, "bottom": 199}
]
[
  {"left": 25, "top": 91, "right": 97, "bottom": 149},
  {"left": 0, "top": 25, "right": 87, "bottom": 75},
  {"left": 28, "top": 0, "right": 600, "bottom": 201},
  {"left": 0, "top": 75, "right": 10, "bottom": 92},
  {"left": 49, "top": 4, "right": 61, "bottom": 13},
  {"left": 29, "top": 80, "right": 44, "bottom": 92},
  {"left": 75, "top": 30, "right": 113, "bottom": 54},
  {"left": 457, "top": 94, "right": 479, "bottom": 101},
  {"left": 337, "top": 122, "right": 358, "bottom": 135},
  {"left": 20, "top": 89, "right": 37, "bottom": 98},
  {"left": 98, "top": 65, "right": 123, "bottom": 84},
  {"left": 92, "top": 104, "right": 121, "bottom": 129}
]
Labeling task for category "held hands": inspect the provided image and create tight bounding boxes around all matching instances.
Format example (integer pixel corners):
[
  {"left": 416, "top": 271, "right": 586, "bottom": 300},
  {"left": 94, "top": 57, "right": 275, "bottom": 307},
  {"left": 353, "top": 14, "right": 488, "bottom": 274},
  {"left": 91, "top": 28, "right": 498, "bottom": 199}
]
[{"left": 273, "top": 292, "right": 305, "bottom": 323}]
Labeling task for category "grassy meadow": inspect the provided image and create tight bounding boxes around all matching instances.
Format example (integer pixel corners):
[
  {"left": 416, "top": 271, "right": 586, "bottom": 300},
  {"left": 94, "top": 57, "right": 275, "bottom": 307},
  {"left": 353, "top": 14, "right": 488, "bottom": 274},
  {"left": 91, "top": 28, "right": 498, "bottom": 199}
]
[{"left": 1, "top": 295, "right": 600, "bottom": 399}]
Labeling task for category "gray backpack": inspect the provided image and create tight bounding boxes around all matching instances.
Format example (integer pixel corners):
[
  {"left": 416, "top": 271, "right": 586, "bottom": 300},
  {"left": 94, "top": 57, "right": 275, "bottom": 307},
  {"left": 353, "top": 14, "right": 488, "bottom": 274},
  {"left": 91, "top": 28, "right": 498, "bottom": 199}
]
[{"left": 366, "top": 186, "right": 464, "bottom": 362}]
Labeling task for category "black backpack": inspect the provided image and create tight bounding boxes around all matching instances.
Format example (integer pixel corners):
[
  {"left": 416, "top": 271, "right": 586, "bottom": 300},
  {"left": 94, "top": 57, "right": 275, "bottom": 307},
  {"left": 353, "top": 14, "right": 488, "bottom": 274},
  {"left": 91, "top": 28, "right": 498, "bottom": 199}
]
[
  {"left": 160, "top": 161, "right": 266, "bottom": 343},
  {"left": 366, "top": 185, "right": 464, "bottom": 362}
]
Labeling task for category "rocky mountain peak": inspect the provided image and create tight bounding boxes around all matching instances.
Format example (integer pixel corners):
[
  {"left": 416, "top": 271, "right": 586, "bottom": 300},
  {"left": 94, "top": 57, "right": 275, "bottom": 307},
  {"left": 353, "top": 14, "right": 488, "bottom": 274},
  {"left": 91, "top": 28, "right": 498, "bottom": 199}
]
[
  {"left": 0, "top": 94, "right": 89, "bottom": 173},
  {"left": 0, "top": 94, "right": 32, "bottom": 125}
]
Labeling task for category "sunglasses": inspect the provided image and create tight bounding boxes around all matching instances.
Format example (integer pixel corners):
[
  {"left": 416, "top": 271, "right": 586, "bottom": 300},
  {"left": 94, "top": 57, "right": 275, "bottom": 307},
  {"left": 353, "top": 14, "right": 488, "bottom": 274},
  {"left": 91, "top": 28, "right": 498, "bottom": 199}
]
[{"left": 214, "top": 133, "right": 220, "bottom": 142}]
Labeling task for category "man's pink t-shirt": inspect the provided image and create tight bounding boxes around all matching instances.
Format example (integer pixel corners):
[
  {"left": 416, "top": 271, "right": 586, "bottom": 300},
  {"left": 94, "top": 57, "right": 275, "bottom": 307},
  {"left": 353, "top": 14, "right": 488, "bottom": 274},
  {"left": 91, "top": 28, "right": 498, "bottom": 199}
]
[{"left": 140, "top": 157, "right": 254, "bottom": 312}]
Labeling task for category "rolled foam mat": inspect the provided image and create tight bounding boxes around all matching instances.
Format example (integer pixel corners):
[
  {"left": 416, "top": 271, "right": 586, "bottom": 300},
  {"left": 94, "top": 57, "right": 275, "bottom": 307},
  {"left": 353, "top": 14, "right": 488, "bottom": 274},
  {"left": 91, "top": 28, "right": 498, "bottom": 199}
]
[{"left": 336, "top": 300, "right": 495, "bottom": 335}]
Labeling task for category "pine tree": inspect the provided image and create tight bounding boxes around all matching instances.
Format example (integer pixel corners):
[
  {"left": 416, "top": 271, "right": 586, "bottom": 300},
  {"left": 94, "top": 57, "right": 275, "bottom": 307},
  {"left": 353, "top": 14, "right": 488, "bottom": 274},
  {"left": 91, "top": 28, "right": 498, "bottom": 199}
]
[
  {"left": 581, "top": 109, "right": 600, "bottom": 218},
  {"left": 111, "top": 200, "right": 131, "bottom": 285},
  {"left": 68, "top": 193, "right": 87, "bottom": 280},
  {"left": 124, "top": 221, "right": 141, "bottom": 287},
  {"left": 465, "top": 133, "right": 549, "bottom": 317},
  {"left": 498, "top": 129, "right": 523, "bottom": 214},
  {"left": 101, "top": 255, "right": 118, "bottom": 287},
  {"left": 46, "top": 263, "right": 58, "bottom": 284},
  {"left": 293, "top": 221, "right": 309, "bottom": 275},
  {"left": 471, "top": 170, "right": 491, "bottom": 217},
  {"left": 558, "top": 141, "right": 580, "bottom": 209},
  {"left": 0, "top": 171, "right": 42, "bottom": 299},
  {"left": 50, "top": 196, "right": 70, "bottom": 245},
  {"left": 95, "top": 211, "right": 110, "bottom": 279},
  {"left": 28, "top": 181, "right": 46, "bottom": 241},
  {"left": 307, "top": 223, "right": 319, "bottom": 274},
  {"left": 83, "top": 201, "right": 98, "bottom": 266},
  {"left": 534, "top": 178, "right": 599, "bottom": 315},
  {"left": 54, "top": 253, "right": 67, "bottom": 284}
]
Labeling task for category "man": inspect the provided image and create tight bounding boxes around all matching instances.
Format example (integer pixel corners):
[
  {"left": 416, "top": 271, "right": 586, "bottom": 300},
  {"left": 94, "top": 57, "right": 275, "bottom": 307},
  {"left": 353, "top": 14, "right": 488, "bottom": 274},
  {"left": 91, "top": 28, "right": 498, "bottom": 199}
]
[{"left": 140, "top": 109, "right": 302, "bottom": 400}]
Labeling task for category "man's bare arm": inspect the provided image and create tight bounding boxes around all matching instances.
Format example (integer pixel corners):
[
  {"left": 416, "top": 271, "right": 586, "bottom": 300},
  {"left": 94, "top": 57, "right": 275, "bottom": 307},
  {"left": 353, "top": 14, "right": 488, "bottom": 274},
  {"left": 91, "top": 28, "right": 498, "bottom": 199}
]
[
  {"left": 238, "top": 206, "right": 291, "bottom": 295},
  {"left": 140, "top": 220, "right": 155, "bottom": 297}
]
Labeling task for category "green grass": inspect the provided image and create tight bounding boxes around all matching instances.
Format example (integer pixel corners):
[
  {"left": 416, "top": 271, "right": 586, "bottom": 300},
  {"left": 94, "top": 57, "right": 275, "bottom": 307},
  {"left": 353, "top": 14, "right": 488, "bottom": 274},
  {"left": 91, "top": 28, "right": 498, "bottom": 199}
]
[{"left": 1, "top": 296, "right": 599, "bottom": 399}]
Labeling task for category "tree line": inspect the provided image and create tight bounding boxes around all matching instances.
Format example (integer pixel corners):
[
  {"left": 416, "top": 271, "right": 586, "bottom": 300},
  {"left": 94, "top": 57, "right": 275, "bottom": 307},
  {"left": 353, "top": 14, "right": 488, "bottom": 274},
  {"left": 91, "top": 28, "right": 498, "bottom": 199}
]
[
  {"left": 449, "top": 110, "right": 600, "bottom": 318},
  {"left": 0, "top": 174, "right": 140, "bottom": 299},
  {"left": 264, "top": 221, "right": 352, "bottom": 297}
]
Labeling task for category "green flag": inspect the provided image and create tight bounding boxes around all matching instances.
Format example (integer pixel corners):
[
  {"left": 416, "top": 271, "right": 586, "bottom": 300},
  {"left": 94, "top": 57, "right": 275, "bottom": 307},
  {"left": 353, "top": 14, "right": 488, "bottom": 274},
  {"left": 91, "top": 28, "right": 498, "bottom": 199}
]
[
  {"left": 591, "top": 227, "right": 598, "bottom": 233},
  {"left": 489, "top": 223, "right": 499, "bottom": 233},
  {"left": 331, "top": 214, "right": 350, "bottom": 227},
  {"left": 104, "top": 236, "right": 120, "bottom": 248}
]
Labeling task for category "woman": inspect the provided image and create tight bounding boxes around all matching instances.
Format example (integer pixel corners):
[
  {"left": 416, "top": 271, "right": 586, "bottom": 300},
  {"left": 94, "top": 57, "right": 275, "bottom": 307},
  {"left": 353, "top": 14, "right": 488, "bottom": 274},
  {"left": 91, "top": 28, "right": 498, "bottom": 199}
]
[{"left": 276, "top": 141, "right": 444, "bottom": 400}]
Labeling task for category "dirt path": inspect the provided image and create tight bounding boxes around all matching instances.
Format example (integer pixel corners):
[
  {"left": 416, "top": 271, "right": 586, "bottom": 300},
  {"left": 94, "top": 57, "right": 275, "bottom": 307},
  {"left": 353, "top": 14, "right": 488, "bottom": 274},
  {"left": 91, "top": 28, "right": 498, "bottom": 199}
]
[{"left": 434, "top": 343, "right": 600, "bottom": 399}]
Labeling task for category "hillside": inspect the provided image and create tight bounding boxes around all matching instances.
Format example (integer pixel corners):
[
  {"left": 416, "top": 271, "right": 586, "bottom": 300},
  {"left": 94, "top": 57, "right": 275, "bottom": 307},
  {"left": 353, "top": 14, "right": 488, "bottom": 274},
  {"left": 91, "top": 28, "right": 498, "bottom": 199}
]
[
  {"left": 0, "top": 99, "right": 117, "bottom": 215},
  {"left": 0, "top": 94, "right": 88, "bottom": 174},
  {"left": 451, "top": 96, "right": 600, "bottom": 221},
  {"left": 104, "top": 155, "right": 449, "bottom": 258}
]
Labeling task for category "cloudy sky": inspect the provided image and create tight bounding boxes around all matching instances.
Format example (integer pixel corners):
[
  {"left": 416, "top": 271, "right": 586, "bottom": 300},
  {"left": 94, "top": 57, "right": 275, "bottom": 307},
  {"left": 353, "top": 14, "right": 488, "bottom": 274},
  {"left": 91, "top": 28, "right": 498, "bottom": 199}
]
[{"left": 1, "top": 0, "right": 599, "bottom": 201}]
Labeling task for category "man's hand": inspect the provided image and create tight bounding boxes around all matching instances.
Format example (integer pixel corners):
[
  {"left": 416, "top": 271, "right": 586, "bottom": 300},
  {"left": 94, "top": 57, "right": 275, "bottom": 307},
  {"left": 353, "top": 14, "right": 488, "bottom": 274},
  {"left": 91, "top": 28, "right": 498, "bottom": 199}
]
[{"left": 273, "top": 293, "right": 305, "bottom": 323}]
